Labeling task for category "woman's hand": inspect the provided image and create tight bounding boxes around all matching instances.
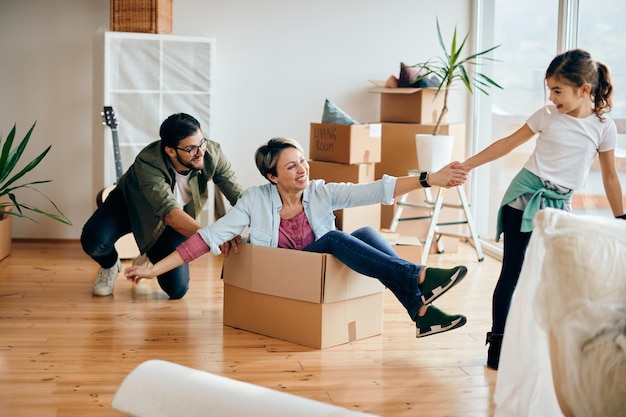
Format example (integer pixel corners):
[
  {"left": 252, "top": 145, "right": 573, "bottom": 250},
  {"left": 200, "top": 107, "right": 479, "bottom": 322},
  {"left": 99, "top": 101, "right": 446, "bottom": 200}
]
[
  {"left": 219, "top": 235, "right": 242, "bottom": 257},
  {"left": 125, "top": 265, "right": 156, "bottom": 284},
  {"left": 428, "top": 162, "right": 469, "bottom": 188}
]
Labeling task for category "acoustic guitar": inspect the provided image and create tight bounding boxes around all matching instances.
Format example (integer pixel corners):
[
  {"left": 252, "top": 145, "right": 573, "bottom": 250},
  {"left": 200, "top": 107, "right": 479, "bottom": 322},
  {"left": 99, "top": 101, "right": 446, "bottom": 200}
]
[{"left": 100, "top": 106, "right": 140, "bottom": 260}]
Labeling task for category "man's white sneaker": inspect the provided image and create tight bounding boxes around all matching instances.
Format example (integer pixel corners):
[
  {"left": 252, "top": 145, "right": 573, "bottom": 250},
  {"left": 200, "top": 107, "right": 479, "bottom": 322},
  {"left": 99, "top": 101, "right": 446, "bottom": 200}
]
[{"left": 92, "top": 259, "right": 121, "bottom": 296}]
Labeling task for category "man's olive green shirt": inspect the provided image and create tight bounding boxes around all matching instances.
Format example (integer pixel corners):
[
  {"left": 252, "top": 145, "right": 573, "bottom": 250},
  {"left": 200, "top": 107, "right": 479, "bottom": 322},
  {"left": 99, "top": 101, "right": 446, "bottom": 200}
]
[{"left": 116, "top": 140, "right": 243, "bottom": 253}]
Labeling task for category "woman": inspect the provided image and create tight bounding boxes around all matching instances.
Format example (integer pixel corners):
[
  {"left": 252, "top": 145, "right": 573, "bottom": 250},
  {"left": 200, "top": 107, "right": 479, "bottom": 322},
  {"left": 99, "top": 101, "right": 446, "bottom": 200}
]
[{"left": 125, "top": 137, "right": 471, "bottom": 337}]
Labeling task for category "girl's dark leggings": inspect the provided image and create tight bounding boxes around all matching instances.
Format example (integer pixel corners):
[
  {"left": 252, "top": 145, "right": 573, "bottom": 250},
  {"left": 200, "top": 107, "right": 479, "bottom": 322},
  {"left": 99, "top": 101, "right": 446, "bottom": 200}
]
[{"left": 492, "top": 205, "right": 532, "bottom": 334}]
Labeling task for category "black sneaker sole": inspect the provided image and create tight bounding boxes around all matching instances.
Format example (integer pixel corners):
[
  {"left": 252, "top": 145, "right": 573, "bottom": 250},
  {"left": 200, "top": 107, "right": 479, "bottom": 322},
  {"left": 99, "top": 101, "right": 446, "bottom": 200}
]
[{"left": 416, "top": 315, "right": 467, "bottom": 338}]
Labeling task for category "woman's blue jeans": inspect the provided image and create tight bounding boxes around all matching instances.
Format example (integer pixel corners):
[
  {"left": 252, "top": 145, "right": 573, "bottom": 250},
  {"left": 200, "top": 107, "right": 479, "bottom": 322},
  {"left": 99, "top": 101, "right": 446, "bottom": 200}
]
[
  {"left": 304, "top": 226, "right": 424, "bottom": 320},
  {"left": 80, "top": 187, "right": 189, "bottom": 299}
]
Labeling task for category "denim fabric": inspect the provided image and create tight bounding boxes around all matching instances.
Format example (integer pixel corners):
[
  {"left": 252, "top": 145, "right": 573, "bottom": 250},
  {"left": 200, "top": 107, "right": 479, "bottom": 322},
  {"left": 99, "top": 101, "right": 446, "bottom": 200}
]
[
  {"left": 80, "top": 187, "right": 189, "bottom": 299},
  {"left": 304, "top": 226, "right": 424, "bottom": 320},
  {"left": 198, "top": 176, "right": 397, "bottom": 255}
]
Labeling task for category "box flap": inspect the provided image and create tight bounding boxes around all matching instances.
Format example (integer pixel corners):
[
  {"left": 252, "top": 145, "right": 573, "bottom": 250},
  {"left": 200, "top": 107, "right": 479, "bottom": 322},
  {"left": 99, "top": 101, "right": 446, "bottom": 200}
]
[
  {"left": 396, "top": 235, "right": 421, "bottom": 246},
  {"left": 222, "top": 242, "right": 384, "bottom": 305},
  {"left": 369, "top": 86, "right": 425, "bottom": 95},
  {"left": 222, "top": 243, "right": 324, "bottom": 303},
  {"left": 322, "top": 256, "right": 384, "bottom": 303}
]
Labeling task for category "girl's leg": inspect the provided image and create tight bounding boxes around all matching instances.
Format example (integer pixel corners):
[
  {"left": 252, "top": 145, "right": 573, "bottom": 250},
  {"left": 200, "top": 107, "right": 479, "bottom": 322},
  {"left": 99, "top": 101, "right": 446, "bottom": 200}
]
[
  {"left": 487, "top": 205, "right": 532, "bottom": 369},
  {"left": 146, "top": 226, "right": 190, "bottom": 300},
  {"left": 492, "top": 206, "right": 532, "bottom": 333}
]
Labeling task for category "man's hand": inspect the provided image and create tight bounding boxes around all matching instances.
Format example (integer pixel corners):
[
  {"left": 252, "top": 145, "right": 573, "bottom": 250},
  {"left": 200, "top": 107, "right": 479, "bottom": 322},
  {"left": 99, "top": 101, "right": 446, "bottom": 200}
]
[{"left": 219, "top": 235, "right": 242, "bottom": 257}]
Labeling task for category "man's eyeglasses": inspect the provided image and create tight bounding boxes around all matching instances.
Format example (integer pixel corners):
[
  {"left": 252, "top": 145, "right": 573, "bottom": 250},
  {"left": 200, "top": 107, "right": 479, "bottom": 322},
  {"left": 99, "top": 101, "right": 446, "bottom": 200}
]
[{"left": 176, "top": 138, "right": 208, "bottom": 157}]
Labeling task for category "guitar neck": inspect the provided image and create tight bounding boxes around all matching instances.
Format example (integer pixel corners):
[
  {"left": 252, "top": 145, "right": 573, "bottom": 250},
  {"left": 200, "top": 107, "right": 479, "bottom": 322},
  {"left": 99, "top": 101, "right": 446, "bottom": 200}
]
[{"left": 111, "top": 128, "right": 123, "bottom": 181}]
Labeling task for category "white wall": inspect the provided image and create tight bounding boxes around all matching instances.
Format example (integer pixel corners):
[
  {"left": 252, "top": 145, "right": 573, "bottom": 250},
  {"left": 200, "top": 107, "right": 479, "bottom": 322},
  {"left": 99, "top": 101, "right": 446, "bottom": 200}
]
[{"left": 0, "top": 0, "right": 470, "bottom": 239}]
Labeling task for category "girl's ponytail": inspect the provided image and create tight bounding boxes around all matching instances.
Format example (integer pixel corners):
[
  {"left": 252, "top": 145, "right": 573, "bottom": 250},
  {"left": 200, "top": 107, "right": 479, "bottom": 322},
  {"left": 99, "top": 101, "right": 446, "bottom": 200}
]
[{"left": 594, "top": 61, "right": 613, "bottom": 119}]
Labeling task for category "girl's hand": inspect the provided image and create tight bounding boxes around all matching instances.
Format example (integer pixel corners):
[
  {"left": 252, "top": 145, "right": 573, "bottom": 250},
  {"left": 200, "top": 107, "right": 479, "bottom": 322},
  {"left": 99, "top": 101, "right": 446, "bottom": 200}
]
[{"left": 429, "top": 161, "right": 469, "bottom": 188}]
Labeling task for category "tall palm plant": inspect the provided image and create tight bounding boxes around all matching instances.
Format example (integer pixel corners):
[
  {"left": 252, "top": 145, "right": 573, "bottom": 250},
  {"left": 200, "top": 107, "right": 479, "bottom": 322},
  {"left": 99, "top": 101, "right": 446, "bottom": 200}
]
[
  {"left": 412, "top": 18, "right": 502, "bottom": 135},
  {"left": 0, "top": 122, "right": 71, "bottom": 224}
]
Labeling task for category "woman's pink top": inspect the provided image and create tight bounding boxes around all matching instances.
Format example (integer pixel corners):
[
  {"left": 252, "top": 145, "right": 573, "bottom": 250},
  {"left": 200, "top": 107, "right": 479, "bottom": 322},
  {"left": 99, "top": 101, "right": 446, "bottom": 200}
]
[{"left": 176, "top": 210, "right": 316, "bottom": 262}]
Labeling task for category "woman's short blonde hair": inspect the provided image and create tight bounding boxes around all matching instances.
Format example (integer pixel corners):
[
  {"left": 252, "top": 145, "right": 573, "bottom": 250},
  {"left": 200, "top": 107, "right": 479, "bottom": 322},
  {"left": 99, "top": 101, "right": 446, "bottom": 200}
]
[{"left": 255, "top": 137, "right": 305, "bottom": 182}]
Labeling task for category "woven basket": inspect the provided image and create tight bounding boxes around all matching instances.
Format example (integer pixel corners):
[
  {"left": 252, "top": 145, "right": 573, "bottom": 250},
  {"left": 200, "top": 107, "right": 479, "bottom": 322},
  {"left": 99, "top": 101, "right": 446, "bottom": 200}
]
[{"left": 110, "top": 0, "right": 173, "bottom": 34}]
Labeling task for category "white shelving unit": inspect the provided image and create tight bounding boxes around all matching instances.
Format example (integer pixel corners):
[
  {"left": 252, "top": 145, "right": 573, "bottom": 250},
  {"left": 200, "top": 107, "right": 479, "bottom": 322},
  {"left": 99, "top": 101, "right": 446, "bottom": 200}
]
[{"left": 92, "top": 30, "right": 216, "bottom": 225}]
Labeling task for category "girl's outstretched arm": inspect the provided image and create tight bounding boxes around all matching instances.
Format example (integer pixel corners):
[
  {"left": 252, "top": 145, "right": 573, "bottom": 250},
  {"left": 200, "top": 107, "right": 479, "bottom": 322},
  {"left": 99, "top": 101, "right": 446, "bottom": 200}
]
[{"left": 457, "top": 124, "right": 536, "bottom": 172}]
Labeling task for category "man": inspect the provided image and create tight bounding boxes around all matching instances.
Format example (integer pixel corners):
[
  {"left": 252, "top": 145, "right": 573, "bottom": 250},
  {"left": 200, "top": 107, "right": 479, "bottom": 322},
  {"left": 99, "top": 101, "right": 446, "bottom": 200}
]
[{"left": 81, "top": 113, "right": 243, "bottom": 299}]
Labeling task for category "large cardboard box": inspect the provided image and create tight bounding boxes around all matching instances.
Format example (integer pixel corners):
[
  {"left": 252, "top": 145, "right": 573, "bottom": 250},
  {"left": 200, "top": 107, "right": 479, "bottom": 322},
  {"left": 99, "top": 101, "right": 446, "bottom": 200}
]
[
  {"left": 0, "top": 215, "right": 11, "bottom": 262},
  {"left": 310, "top": 123, "right": 382, "bottom": 164},
  {"left": 223, "top": 243, "right": 384, "bottom": 349},
  {"left": 375, "top": 122, "right": 466, "bottom": 179},
  {"left": 335, "top": 204, "right": 381, "bottom": 234},
  {"left": 369, "top": 86, "right": 445, "bottom": 124},
  {"left": 379, "top": 230, "right": 423, "bottom": 264},
  {"left": 308, "top": 160, "right": 376, "bottom": 184}
]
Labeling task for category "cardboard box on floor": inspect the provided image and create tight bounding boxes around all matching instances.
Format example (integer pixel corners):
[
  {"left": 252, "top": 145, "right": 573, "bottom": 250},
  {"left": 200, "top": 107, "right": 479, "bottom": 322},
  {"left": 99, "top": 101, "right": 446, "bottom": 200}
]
[
  {"left": 308, "top": 160, "right": 376, "bottom": 184},
  {"left": 369, "top": 83, "right": 445, "bottom": 124},
  {"left": 334, "top": 204, "right": 381, "bottom": 234},
  {"left": 310, "top": 123, "right": 382, "bottom": 164},
  {"left": 222, "top": 242, "right": 384, "bottom": 349},
  {"left": 379, "top": 230, "right": 423, "bottom": 265}
]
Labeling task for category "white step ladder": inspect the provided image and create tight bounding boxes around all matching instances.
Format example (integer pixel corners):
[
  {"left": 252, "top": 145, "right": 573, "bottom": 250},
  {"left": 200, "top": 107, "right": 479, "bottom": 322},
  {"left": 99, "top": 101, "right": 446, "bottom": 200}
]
[{"left": 390, "top": 170, "right": 484, "bottom": 265}]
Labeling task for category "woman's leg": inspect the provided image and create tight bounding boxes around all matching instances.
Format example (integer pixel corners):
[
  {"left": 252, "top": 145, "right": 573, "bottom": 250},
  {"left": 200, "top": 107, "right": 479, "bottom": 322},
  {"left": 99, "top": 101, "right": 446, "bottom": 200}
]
[
  {"left": 305, "top": 227, "right": 423, "bottom": 319},
  {"left": 146, "top": 227, "right": 190, "bottom": 300}
]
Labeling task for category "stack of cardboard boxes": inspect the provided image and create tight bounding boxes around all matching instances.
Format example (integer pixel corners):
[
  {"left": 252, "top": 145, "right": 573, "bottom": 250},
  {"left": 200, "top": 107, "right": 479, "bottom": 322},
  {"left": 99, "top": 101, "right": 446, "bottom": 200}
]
[
  {"left": 308, "top": 118, "right": 424, "bottom": 264},
  {"left": 308, "top": 122, "right": 383, "bottom": 233},
  {"left": 370, "top": 84, "right": 465, "bottom": 253}
]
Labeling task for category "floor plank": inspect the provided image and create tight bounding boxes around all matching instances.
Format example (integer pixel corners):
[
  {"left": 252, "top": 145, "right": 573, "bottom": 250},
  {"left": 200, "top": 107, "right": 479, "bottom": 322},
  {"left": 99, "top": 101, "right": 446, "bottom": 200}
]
[{"left": 0, "top": 240, "right": 501, "bottom": 416}]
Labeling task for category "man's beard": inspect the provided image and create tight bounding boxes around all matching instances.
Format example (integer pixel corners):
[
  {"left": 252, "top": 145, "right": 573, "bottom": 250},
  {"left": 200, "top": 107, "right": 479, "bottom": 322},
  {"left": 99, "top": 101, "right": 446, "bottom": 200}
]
[{"left": 176, "top": 154, "right": 204, "bottom": 171}]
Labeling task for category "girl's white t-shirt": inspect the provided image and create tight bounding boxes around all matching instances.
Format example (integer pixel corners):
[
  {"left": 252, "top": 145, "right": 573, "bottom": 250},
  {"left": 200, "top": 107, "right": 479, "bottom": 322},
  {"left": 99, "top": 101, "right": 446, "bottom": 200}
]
[{"left": 524, "top": 105, "right": 617, "bottom": 190}]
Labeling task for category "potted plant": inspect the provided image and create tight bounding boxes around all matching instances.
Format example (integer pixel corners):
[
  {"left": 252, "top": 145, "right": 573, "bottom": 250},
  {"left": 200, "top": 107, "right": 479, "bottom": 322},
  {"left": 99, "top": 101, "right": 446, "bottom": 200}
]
[
  {"left": 412, "top": 17, "right": 502, "bottom": 136},
  {"left": 404, "top": 18, "right": 502, "bottom": 172},
  {"left": 1, "top": 122, "right": 72, "bottom": 260}
]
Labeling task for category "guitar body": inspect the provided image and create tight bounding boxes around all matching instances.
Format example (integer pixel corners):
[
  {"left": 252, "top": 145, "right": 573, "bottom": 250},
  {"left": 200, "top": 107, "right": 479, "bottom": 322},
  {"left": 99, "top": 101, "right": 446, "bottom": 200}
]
[{"left": 100, "top": 107, "right": 140, "bottom": 260}]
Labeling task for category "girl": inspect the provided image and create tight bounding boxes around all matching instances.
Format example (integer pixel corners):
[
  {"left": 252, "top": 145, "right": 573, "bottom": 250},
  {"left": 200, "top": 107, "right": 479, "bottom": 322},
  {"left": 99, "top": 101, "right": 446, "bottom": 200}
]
[{"left": 455, "top": 48, "right": 625, "bottom": 369}]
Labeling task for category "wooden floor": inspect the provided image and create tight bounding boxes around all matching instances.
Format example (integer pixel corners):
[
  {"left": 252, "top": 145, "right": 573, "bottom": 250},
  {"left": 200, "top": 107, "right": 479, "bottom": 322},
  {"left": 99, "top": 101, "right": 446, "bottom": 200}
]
[{"left": 0, "top": 240, "right": 501, "bottom": 417}]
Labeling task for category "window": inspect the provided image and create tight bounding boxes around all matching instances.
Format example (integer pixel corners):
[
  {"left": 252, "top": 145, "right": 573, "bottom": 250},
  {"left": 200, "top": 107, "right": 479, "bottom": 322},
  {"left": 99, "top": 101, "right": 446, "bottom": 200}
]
[{"left": 472, "top": 0, "right": 626, "bottom": 257}]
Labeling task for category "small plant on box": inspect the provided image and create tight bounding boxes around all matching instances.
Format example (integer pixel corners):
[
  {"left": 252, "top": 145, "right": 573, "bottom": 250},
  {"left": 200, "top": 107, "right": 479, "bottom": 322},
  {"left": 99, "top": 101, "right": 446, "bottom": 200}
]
[
  {"left": 410, "top": 18, "right": 502, "bottom": 135},
  {"left": 0, "top": 122, "right": 71, "bottom": 224}
]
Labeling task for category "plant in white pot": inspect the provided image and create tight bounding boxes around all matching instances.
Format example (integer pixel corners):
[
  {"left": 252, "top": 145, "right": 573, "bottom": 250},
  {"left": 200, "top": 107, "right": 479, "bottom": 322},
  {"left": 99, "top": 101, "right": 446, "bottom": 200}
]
[
  {"left": 1, "top": 122, "right": 72, "bottom": 260},
  {"left": 409, "top": 18, "right": 502, "bottom": 172}
]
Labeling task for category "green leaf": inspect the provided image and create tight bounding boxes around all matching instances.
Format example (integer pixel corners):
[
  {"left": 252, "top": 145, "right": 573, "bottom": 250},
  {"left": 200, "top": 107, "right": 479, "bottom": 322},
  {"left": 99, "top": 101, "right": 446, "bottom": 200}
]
[{"left": 0, "top": 122, "right": 72, "bottom": 225}]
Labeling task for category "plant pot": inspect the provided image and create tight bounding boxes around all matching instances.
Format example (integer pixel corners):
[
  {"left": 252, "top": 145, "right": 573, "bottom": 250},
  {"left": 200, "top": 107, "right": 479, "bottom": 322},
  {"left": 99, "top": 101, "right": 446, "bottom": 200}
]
[
  {"left": 415, "top": 134, "right": 454, "bottom": 172},
  {"left": 0, "top": 215, "right": 11, "bottom": 261}
]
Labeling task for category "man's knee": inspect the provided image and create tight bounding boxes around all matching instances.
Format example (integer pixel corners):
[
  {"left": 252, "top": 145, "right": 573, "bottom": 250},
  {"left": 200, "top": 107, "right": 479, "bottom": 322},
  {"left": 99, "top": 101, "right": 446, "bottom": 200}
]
[{"left": 165, "top": 285, "right": 189, "bottom": 300}]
